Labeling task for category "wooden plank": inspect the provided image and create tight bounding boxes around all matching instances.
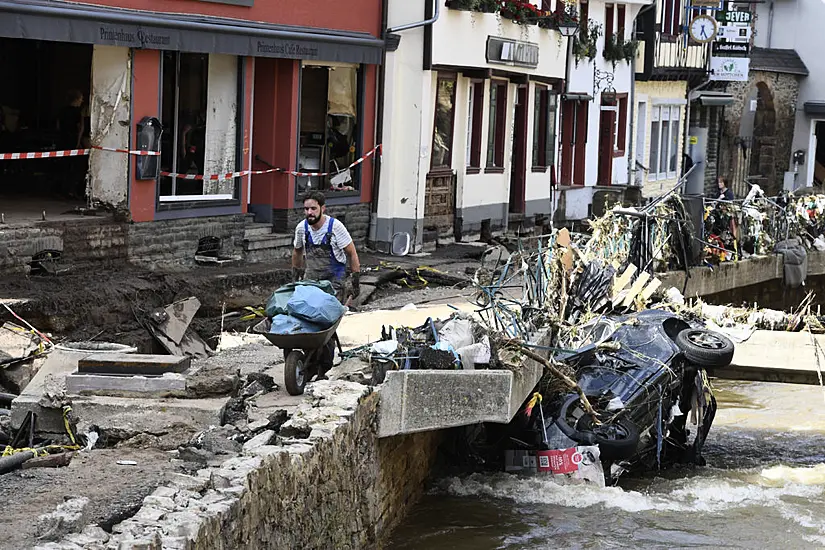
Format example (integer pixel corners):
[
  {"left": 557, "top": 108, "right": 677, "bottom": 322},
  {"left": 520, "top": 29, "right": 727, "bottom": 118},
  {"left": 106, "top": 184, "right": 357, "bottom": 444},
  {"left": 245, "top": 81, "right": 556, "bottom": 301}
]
[
  {"left": 611, "top": 264, "right": 637, "bottom": 300},
  {"left": 621, "top": 271, "right": 651, "bottom": 308},
  {"left": 78, "top": 353, "right": 190, "bottom": 375},
  {"left": 639, "top": 278, "right": 662, "bottom": 303}
]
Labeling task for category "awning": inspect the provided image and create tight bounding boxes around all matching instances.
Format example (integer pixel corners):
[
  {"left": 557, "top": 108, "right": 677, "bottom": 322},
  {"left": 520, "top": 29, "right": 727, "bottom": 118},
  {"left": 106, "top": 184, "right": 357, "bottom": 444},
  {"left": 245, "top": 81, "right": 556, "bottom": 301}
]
[
  {"left": 804, "top": 102, "right": 825, "bottom": 115},
  {"left": 0, "top": 0, "right": 383, "bottom": 65},
  {"left": 691, "top": 91, "right": 735, "bottom": 107}
]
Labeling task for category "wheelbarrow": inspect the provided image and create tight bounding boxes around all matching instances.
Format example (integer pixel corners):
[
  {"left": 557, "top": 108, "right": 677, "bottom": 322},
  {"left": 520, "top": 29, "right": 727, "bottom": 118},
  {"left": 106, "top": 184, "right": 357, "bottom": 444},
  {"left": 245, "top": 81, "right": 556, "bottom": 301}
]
[{"left": 253, "top": 315, "right": 344, "bottom": 396}]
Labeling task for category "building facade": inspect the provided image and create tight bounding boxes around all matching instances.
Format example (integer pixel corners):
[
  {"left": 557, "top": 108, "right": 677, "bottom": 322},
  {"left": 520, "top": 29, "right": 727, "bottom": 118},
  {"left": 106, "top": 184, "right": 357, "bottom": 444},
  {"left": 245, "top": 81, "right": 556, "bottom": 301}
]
[
  {"left": 555, "top": 0, "right": 651, "bottom": 223},
  {"left": 633, "top": 0, "right": 709, "bottom": 199},
  {"left": 0, "top": 0, "right": 383, "bottom": 272},
  {"left": 374, "top": 1, "right": 568, "bottom": 252}
]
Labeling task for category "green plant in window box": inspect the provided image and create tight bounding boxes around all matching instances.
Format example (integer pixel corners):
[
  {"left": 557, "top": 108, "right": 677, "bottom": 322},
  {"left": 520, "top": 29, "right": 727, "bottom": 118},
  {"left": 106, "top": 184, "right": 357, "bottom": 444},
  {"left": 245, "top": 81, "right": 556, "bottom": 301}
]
[
  {"left": 477, "top": 0, "right": 499, "bottom": 12},
  {"left": 445, "top": 0, "right": 478, "bottom": 10},
  {"left": 572, "top": 19, "right": 602, "bottom": 65},
  {"left": 603, "top": 35, "right": 639, "bottom": 67},
  {"left": 538, "top": 4, "right": 579, "bottom": 30},
  {"left": 499, "top": 0, "right": 540, "bottom": 25}
]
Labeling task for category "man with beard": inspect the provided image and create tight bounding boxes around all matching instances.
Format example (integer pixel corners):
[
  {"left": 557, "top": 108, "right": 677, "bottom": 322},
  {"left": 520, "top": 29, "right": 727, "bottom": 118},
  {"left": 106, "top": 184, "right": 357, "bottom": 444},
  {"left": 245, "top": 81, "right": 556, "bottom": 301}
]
[{"left": 291, "top": 191, "right": 361, "bottom": 305}]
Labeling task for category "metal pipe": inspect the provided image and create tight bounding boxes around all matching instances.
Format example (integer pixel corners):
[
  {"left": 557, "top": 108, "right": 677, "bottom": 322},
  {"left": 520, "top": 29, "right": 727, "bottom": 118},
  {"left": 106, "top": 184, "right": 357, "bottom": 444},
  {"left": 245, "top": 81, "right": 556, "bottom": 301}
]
[
  {"left": 767, "top": 1, "right": 774, "bottom": 48},
  {"left": 0, "top": 1, "right": 385, "bottom": 48},
  {"left": 371, "top": 0, "right": 390, "bottom": 216},
  {"left": 0, "top": 450, "right": 35, "bottom": 475},
  {"left": 387, "top": 0, "right": 440, "bottom": 34}
]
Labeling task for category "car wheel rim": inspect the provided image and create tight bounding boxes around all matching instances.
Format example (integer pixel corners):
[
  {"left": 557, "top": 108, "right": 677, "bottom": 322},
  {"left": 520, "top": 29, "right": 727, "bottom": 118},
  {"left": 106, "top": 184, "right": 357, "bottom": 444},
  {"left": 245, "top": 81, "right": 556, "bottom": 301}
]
[
  {"left": 595, "top": 423, "right": 629, "bottom": 441},
  {"left": 687, "top": 331, "right": 725, "bottom": 350}
]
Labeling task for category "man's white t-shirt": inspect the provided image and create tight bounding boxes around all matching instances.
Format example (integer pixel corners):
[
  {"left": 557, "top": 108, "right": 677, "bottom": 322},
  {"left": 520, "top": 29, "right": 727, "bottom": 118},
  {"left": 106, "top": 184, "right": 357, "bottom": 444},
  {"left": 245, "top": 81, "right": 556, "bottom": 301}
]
[{"left": 293, "top": 216, "right": 353, "bottom": 264}]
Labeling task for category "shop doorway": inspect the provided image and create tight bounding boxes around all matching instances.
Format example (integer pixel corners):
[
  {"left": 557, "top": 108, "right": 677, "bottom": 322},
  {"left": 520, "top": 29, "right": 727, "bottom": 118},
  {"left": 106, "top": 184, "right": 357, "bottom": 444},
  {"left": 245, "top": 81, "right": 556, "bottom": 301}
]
[
  {"left": 509, "top": 86, "right": 528, "bottom": 214},
  {"left": 0, "top": 38, "right": 93, "bottom": 223}
]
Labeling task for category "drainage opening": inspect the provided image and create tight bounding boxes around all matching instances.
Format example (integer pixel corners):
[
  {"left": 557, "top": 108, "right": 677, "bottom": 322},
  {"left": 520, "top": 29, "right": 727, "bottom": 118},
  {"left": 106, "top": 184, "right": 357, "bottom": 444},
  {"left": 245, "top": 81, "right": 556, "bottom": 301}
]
[
  {"left": 196, "top": 236, "right": 221, "bottom": 258},
  {"left": 29, "top": 249, "right": 65, "bottom": 276},
  {"left": 56, "top": 342, "right": 138, "bottom": 354}
]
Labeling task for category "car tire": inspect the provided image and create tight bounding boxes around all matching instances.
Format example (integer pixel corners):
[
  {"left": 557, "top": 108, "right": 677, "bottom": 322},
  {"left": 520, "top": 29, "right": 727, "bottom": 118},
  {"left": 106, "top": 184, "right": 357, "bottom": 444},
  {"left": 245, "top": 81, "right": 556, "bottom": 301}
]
[
  {"left": 676, "top": 329, "right": 735, "bottom": 368},
  {"left": 577, "top": 416, "right": 641, "bottom": 461},
  {"left": 284, "top": 350, "right": 307, "bottom": 396}
]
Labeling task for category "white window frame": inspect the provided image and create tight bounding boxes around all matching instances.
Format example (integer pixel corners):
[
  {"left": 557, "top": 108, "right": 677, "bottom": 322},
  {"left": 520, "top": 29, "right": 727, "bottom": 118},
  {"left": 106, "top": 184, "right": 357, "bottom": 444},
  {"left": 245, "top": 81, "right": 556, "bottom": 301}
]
[
  {"left": 466, "top": 83, "right": 474, "bottom": 166},
  {"left": 648, "top": 104, "right": 681, "bottom": 181}
]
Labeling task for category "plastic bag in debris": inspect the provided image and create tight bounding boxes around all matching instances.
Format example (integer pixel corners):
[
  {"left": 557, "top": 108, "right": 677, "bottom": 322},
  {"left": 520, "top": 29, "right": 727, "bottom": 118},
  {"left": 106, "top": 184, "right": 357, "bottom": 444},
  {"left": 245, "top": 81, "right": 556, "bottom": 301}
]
[
  {"left": 269, "top": 314, "right": 326, "bottom": 335},
  {"left": 814, "top": 236, "right": 825, "bottom": 252},
  {"left": 287, "top": 285, "right": 345, "bottom": 328},
  {"left": 438, "top": 318, "right": 474, "bottom": 350},
  {"left": 457, "top": 335, "right": 491, "bottom": 370},
  {"left": 264, "top": 281, "right": 336, "bottom": 318},
  {"left": 504, "top": 445, "right": 605, "bottom": 486},
  {"left": 371, "top": 340, "right": 398, "bottom": 356}
]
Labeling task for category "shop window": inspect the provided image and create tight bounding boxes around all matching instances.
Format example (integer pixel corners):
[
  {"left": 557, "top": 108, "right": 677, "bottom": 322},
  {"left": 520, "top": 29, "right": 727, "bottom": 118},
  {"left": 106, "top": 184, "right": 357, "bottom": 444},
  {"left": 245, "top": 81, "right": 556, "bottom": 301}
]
[
  {"left": 431, "top": 76, "right": 457, "bottom": 170},
  {"left": 649, "top": 104, "right": 680, "bottom": 179},
  {"left": 159, "top": 52, "right": 242, "bottom": 202},
  {"left": 532, "top": 87, "right": 558, "bottom": 169},
  {"left": 467, "top": 81, "right": 485, "bottom": 171},
  {"left": 296, "top": 64, "right": 362, "bottom": 197},
  {"left": 487, "top": 81, "right": 508, "bottom": 169}
]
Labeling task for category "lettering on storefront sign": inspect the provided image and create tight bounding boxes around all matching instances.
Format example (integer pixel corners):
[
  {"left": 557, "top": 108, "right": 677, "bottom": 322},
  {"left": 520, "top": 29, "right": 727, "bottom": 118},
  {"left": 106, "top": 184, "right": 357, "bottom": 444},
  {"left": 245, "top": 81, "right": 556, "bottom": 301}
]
[
  {"left": 716, "top": 11, "right": 752, "bottom": 24},
  {"left": 712, "top": 42, "right": 750, "bottom": 56},
  {"left": 487, "top": 37, "right": 539, "bottom": 69},
  {"left": 256, "top": 41, "right": 320, "bottom": 59},
  {"left": 710, "top": 56, "right": 750, "bottom": 82},
  {"left": 99, "top": 27, "right": 172, "bottom": 47}
]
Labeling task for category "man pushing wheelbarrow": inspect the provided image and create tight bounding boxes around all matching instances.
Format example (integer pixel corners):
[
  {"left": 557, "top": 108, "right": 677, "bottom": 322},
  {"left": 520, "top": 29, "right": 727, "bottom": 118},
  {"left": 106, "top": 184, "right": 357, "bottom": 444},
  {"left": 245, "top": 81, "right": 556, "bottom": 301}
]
[{"left": 255, "top": 191, "right": 360, "bottom": 395}]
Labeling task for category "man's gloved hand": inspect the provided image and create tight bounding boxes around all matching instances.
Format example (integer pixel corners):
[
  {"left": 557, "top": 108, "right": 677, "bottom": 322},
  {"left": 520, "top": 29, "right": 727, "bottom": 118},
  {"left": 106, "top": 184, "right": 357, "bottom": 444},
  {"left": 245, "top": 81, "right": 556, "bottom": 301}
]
[
  {"left": 350, "top": 271, "right": 361, "bottom": 298},
  {"left": 291, "top": 267, "right": 305, "bottom": 283}
]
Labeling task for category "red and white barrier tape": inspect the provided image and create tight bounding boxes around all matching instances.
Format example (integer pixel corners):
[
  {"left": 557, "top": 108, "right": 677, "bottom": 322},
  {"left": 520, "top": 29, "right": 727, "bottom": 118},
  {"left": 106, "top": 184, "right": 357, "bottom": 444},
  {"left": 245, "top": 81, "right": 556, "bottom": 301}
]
[
  {"left": 159, "top": 145, "right": 382, "bottom": 181},
  {"left": 0, "top": 145, "right": 160, "bottom": 161}
]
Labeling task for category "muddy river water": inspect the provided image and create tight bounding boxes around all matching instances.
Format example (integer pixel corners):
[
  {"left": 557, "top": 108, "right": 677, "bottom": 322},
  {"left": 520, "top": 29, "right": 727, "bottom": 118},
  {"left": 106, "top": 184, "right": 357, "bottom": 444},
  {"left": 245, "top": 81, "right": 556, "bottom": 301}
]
[{"left": 389, "top": 380, "right": 825, "bottom": 549}]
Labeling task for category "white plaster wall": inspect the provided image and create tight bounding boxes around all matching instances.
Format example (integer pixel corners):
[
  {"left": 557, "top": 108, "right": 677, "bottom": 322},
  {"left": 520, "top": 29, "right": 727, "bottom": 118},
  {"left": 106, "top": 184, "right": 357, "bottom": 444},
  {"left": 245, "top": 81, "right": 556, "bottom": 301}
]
[
  {"left": 89, "top": 45, "right": 131, "bottom": 208},
  {"left": 754, "top": 0, "right": 823, "bottom": 187},
  {"left": 376, "top": 0, "right": 427, "bottom": 247},
  {"left": 635, "top": 80, "right": 687, "bottom": 198},
  {"left": 431, "top": 9, "right": 567, "bottom": 79},
  {"left": 568, "top": 0, "right": 647, "bottom": 187},
  {"left": 203, "top": 54, "right": 238, "bottom": 196}
]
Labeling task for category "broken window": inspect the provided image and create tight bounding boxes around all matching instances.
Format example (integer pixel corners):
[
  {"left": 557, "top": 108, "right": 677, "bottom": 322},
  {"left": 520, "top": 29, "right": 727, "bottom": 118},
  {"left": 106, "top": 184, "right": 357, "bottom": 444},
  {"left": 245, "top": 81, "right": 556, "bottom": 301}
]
[
  {"left": 159, "top": 52, "right": 241, "bottom": 202},
  {"left": 297, "top": 63, "right": 362, "bottom": 196}
]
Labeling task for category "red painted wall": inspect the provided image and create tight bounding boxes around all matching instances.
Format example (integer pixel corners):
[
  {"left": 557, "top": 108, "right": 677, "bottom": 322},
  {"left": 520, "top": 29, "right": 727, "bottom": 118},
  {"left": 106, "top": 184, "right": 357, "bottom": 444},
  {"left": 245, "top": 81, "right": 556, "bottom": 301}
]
[
  {"left": 73, "top": 1, "right": 382, "bottom": 36},
  {"left": 130, "top": 49, "right": 160, "bottom": 222}
]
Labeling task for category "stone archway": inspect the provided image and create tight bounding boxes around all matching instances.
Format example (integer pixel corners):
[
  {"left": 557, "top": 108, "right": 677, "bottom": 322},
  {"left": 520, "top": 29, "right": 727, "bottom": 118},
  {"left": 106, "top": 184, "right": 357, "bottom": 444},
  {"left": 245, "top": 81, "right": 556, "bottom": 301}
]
[{"left": 749, "top": 82, "right": 778, "bottom": 193}]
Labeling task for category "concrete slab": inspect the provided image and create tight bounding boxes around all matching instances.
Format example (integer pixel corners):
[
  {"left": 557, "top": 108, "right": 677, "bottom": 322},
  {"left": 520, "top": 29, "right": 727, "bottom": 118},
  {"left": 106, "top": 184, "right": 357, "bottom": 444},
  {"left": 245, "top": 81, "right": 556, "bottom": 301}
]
[
  {"left": 377, "top": 328, "right": 548, "bottom": 438},
  {"left": 71, "top": 395, "right": 228, "bottom": 440},
  {"left": 66, "top": 373, "right": 187, "bottom": 397},
  {"left": 77, "top": 353, "right": 190, "bottom": 375},
  {"left": 716, "top": 330, "right": 825, "bottom": 386}
]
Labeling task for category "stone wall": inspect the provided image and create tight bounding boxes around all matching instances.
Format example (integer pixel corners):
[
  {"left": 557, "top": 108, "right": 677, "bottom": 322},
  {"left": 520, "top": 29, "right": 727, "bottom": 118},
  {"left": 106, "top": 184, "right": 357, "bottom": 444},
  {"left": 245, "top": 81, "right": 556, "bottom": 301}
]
[
  {"left": 0, "top": 215, "right": 251, "bottom": 276},
  {"left": 36, "top": 381, "right": 444, "bottom": 550},
  {"left": 717, "top": 71, "right": 800, "bottom": 196}
]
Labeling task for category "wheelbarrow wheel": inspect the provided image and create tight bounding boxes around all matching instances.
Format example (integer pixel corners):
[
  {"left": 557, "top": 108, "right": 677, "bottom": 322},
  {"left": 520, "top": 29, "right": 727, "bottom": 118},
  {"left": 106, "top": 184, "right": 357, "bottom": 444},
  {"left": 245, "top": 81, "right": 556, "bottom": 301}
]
[{"left": 284, "top": 351, "right": 307, "bottom": 396}]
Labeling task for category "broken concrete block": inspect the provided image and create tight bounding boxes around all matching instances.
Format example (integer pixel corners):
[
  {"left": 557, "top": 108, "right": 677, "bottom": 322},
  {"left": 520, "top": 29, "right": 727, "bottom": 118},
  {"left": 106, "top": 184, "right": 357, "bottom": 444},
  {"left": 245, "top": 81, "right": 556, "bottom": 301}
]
[
  {"left": 151, "top": 297, "right": 201, "bottom": 345},
  {"left": 188, "top": 425, "right": 242, "bottom": 455},
  {"left": 77, "top": 353, "right": 190, "bottom": 376},
  {"left": 35, "top": 496, "right": 90, "bottom": 541},
  {"left": 242, "top": 429, "right": 274, "bottom": 453}
]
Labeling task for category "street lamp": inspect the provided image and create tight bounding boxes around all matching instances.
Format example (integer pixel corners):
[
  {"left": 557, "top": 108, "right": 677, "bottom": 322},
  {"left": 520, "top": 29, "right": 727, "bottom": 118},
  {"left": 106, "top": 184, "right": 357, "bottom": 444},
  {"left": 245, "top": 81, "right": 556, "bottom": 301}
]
[{"left": 557, "top": 20, "right": 579, "bottom": 38}]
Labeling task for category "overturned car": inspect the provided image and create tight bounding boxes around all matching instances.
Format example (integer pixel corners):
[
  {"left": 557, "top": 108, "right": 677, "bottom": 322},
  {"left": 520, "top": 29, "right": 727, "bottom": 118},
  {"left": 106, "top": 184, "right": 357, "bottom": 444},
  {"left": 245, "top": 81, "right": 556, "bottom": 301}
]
[{"left": 485, "top": 309, "right": 734, "bottom": 484}]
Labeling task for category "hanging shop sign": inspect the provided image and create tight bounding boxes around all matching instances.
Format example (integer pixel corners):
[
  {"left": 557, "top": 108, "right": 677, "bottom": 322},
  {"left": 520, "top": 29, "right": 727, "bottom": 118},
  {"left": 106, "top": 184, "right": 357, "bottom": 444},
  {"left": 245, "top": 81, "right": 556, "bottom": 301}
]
[
  {"left": 715, "top": 10, "right": 752, "bottom": 24},
  {"left": 691, "top": 0, "right": 721, "bottom": 8},
  {"left": 486, "top": 37, "right": 540, "bottom": 69},
  {"left": 712, "top": 42, "right": 750, "bottom": 56},
  {"left": 717, "top": 25, "right": 752, "bottom": 43},
  {"left": 709, "top": 56, "right": 750, "bottom": 82}
]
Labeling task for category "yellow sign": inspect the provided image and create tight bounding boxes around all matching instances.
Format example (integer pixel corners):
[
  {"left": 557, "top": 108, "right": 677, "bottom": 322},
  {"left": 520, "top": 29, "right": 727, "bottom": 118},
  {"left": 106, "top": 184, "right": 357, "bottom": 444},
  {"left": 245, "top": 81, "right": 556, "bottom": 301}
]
[{"left": 689, "top": 136, "right": 698, "bottom": 145}]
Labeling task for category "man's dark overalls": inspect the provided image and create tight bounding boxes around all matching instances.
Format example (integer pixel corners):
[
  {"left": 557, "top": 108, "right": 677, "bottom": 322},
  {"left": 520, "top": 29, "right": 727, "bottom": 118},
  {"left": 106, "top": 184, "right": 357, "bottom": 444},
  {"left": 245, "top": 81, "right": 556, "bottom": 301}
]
[{"left": 303, "top": 217, "right": 347, "bottom": 376}]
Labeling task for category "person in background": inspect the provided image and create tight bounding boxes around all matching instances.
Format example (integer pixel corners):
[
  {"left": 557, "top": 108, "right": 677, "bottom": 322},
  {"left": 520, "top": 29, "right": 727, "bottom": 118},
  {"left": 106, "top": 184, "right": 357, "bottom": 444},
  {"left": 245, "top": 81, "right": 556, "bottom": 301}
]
[
  {"left": 718, "top": 176, "right": 734, "bottom": 201},
  {"left": 57, "top": 89, "right": 86, "bottom": 199}
]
